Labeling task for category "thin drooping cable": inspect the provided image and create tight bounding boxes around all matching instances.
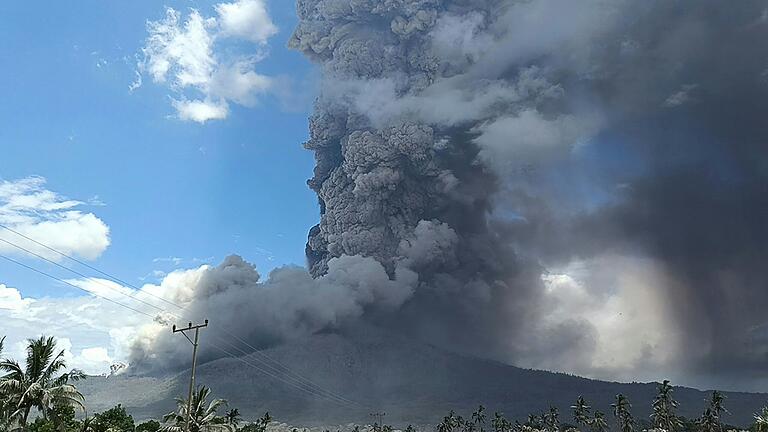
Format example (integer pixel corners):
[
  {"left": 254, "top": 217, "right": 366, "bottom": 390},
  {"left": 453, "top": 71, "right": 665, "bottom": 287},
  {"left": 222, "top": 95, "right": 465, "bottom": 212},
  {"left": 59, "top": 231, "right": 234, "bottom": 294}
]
[
  {"left": 0, "top": 237, "right": 174, "bottom": 316},
  {"left": 204, "top": 339, "right": 361, "bottom": 408},
  {"left": 0, "top": 254, "right": 157, "bottom": 320},
  {"left": 0, "top": 222, "right": 183, "bottom": 310},
  {"left": 215, "top": 325, "right": 364, "bottom": 407},
  {"left": 0, "top": 252, "right": 359, "bottom": 408},
  {"left": 0, "top": 224, "right": 361, "bottom": 407},
  {"left": 206, "top": 332, "right": 364, "bottom": 408},
  {"left": 0, "top": 228, "right": 363, "bottom": 407}
]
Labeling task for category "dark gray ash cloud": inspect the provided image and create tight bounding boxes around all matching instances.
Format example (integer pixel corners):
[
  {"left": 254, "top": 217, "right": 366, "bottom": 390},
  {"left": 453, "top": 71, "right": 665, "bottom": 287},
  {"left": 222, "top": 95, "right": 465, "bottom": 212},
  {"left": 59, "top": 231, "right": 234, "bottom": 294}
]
[{"left": 131, "top": 0, "right": 768, "bottom": 391}]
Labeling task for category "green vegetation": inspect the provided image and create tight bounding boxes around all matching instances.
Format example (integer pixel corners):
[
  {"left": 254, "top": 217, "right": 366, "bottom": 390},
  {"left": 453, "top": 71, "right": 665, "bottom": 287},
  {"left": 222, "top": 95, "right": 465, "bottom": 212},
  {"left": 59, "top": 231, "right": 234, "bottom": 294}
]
[
  {"left": 0, "top": 335, "right": 85, "bottom": 431},
  {"left": 238, "top": 413, "right": 271, "bottom": 432},
  {"left": 754, "top": 408, "right": 768, "bottom": 432},
  {"left": 0, "top": 334, "right": 274, "bottom": 431},
  {"left": 161, "top": 385, "right": 234, "bottom": 432},
  {"left": 2, "top": 334, "right": 768, "bottom": 432},
  {"left": 92, "top": 404, "right": 136, "bottom": 432},
  {"left": 432, "top": 383, "right": 747, "bottom": 432},
  {"left": 611, "top": 394, "right": 634, "bottom": 432},
  {"left": 651, "top": 380, "right": 682, "bottom": 432},
  {"left": 136, "top": 420, "right": 162, "bottom": 432}
]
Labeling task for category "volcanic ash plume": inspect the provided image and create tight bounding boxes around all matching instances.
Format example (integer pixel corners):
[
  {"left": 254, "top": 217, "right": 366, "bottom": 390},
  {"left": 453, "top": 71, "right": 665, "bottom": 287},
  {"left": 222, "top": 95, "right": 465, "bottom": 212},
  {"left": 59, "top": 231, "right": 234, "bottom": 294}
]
[
  {"left": 129, "top": 255, "right": 417, "bottom": 372},
  {"left": 288, "top": 0, "right": 606, "bottom": 368},
  {"left": 133, "top": 0, "right": 768, "bottom": 389}
]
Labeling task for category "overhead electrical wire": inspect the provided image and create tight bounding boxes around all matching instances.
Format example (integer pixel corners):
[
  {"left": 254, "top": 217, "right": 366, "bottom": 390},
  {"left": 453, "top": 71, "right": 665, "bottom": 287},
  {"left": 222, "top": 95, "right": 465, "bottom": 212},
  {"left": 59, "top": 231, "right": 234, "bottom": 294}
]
[
  {"left": 0, "top": 221, "right": 361, "bottom": 404},
  {"left": 0, "top": 222, "right": 183, "bottom": 311},
  {"left": 0, "top": 253, "right": 157, "bottom": 320},
  {"left": 0, "top": 249, "right": 358, "bottom": 408},
  {"left": 0, "top": 226, "right": 366, "bottom": 409},
  {"left": 0, "top": 237, "right": 180, "bottom": 315}
]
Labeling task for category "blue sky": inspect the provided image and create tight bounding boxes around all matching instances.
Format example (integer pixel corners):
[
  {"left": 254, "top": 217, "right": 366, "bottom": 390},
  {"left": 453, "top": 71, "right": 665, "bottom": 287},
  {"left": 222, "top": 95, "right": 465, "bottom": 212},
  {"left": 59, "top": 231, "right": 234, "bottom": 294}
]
[
  {"left": 0, "top": 0, "right": 321, "bottom": 370},
  {"left": 0, "top": 0, "right": 745, "bottom": 389},
  {"left": 0, "top": 0, "right": 317, "bottom": 295}
]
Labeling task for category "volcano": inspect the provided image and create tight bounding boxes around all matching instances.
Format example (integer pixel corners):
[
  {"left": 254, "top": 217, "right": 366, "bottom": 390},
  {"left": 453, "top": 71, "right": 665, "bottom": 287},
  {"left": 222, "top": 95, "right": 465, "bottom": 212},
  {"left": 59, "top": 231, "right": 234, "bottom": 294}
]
[{"left": 78, "top": 327, "right": 768, "bottom": 426}]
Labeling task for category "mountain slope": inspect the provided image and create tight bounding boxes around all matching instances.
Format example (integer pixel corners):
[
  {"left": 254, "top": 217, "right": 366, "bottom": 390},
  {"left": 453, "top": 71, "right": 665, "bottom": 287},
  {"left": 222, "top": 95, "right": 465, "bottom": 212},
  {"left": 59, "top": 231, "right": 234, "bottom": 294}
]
[{"left": 78, "top": 329, "right": 768, "bottom": 426}]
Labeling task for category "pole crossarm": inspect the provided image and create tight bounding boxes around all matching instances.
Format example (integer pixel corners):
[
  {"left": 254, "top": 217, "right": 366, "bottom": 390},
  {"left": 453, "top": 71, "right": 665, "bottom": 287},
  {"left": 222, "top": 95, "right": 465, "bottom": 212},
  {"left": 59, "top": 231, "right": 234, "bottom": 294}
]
[{"left": 173, "top": 320, "right": 210, "bottom": 334}]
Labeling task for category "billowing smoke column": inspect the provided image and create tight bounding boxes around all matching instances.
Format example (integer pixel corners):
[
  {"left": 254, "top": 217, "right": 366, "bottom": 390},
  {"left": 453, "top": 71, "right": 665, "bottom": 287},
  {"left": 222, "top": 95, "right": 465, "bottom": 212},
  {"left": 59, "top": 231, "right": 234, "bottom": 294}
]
[
  {"left": 132, "top": 0, "right": 568, "bottom": 375},
  {"left": 287, "top": 0, "right": 575, "bottom": 365},
  {"left": 287, "top": 0, "right": 768, "bottom": 389},
  {"left": 132, "top": 0, "right": 768, "bottom": 390}
]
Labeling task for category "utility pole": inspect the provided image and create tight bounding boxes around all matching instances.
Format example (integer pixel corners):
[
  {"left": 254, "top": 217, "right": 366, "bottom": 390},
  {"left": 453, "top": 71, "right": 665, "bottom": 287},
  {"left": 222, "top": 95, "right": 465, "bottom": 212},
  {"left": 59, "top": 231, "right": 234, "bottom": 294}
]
[
  {"left": 173, "top": 319, "right": 208, "bottom": 432},
  {"left": 370, "top": 412, "right": 386, "bottom": 431}
]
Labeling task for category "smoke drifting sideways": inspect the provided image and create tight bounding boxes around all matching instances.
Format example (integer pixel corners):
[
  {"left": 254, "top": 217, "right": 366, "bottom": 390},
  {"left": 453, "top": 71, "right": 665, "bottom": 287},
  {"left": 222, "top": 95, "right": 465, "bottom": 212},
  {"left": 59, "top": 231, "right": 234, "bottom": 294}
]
[
  {"left": 128, "top": 255, "right": 417, "bottom": 372},
  {"left": 131, "top": 0, "right": 768, "bottom": 391}
]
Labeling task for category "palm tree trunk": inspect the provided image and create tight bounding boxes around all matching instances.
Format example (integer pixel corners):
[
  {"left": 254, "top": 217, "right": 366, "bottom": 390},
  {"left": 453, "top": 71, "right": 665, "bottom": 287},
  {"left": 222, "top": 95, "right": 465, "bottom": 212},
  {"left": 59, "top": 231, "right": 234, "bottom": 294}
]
[{"left": 21, "top": 406, "right": 31, "bottom": 428}]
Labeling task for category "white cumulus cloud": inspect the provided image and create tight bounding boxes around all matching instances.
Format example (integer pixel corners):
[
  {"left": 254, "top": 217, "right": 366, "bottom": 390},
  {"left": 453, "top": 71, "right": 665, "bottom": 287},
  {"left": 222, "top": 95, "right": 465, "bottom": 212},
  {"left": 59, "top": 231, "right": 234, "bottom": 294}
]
[
  {"left": 173, "top": 98, "right": 229, "bottom": 123},
  {"left": 0, "top": 284, "right": 33, "bottom": 311},
  {"left": 216, "top": 0, "right": 277, "bottom": 43},
  {"left": 0, "top": 270, "right": 192, "bottom": 375},
  {"left": 0, "top": 177, "right": 110, "bottom": 261},
  {"left": 0, "top": 284, "right": 144, "bottom": 375},
  {"left": 137, "top": 0, "right": 277, "bottom": 123}
]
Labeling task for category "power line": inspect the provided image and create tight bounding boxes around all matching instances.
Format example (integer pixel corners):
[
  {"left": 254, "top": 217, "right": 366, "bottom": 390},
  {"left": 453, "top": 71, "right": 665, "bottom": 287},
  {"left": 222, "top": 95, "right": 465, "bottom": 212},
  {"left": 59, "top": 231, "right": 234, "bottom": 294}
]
[
  {"left": 206, "top": 332, "right": 363, "bottom": 408},
  {"left": 205, "top": 338, "right": 360, "bottom": 408},
  {"left": 0, "top": 228, "right": 364, "bottom": 408},
  {"left": 0, "top": 251, "right": 358, "bottom": 407},
  {"left": 212, "top": 324, "right": 363, "bottom": 406},
  {"left": 0, "top": 253, "right": 157, "bottom": 320},
  {"left": 0, "top": 222, "right": 183, "bottom": 310},
  {"left": 0, "top": 225, "right": 361, "bottom": 407},
  {"left": 0, "top": 237, "right": 176, "bottom": 316}
]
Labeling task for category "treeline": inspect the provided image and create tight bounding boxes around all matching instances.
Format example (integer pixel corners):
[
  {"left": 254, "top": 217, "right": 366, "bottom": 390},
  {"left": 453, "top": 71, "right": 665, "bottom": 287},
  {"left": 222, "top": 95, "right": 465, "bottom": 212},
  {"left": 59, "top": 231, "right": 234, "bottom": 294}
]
[
  {"left": 420, "top": 381, "right": 762, "bottom": 432},
  {"left": 4, "top": 335, "right": 768, "bottom": 432}
]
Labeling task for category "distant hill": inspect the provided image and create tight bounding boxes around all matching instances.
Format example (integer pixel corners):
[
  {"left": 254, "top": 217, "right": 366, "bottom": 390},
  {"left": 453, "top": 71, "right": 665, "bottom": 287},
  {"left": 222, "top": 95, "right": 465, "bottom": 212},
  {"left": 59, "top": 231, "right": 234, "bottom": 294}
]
[{"left": 78, "top": 328, "right": 768, "bottom": 426}]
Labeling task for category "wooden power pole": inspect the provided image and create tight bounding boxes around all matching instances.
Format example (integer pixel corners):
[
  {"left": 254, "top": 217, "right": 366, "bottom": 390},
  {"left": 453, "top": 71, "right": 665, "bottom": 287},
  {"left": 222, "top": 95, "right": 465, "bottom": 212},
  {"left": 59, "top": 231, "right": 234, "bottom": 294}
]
[{"left": 173, "top": 319, "right": 208, "bottom": 432}]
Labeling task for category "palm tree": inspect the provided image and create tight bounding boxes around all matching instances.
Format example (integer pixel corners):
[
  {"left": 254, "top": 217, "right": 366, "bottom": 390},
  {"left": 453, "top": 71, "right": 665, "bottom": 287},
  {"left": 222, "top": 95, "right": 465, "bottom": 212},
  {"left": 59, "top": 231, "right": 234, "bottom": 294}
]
[
  {"left": 651, "top": 380, "right": 682, "bottom": 432},
  {"left": 437, "top": 413, "right": 453, "bottom": 432},
  {"left": 544, "top": 407, "right": 560, "bottom": 432},
  {"left": 162, "top": 386, "right": 233, "bottom": 432},
  {"left": 225, "top": 408, "right": 241, "bottom": 427},
  {"left": 472, "top": 405, "right": 487, "bottom": 432},
  {"left": 492, "top": 413, "right": 511, "bottom": 432},
  {"left": 0, "top": 336, "right": 10, "bottom": 430},
  {"left": 438, "top": 411, "right": 461, "bottom": 432},
  {"left": 698, "top": 408, "right": 719, "bottom": 432},
  {"left": 0, "top": 336, "right": 85, "bottom": 429},
  {"left": 708, "top": 391, "right": 728, "bottom": 432},
  {"left": 754, "top": 407, "right": 768, "bottom": 432},
  {"left": 590, "top": 411, "right": 608, "bottom": 432},
  {"left": 458, "top": 413, "right": 474, "bottom": 432},
  {"left": 256, "top": 412, "right": 272, "bottom": 432},
  {"left": 526, "top": 414, "right": 543, "bottom": 429},
  {"left": 572, "top": 396, "right": 591, "bottom": 429},
  {"left": 612, "top": 394, "right": 634, "bottom": 432}
]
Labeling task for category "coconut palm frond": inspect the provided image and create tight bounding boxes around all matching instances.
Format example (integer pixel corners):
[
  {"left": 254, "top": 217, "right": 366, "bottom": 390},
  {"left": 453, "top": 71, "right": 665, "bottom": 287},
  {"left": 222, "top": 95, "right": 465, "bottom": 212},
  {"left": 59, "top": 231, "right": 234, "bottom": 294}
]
[{"left": 0, "top": 336, "right": 86, "bottom": 429}]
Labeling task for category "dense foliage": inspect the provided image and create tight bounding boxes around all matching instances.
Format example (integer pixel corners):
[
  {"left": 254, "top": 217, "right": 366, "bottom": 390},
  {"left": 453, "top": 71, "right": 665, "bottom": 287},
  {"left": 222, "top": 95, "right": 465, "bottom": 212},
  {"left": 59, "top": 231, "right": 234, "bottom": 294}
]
[
  {"left": 0, "top": 336, "right": 86, "bottom": 431},
  {"left": 92, "top": 404, "right": 136, "bottom": 432}
]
